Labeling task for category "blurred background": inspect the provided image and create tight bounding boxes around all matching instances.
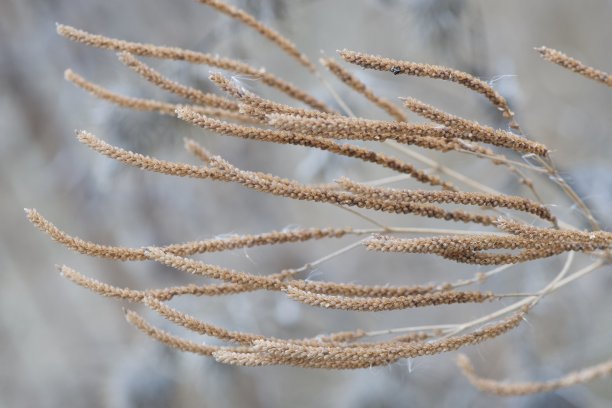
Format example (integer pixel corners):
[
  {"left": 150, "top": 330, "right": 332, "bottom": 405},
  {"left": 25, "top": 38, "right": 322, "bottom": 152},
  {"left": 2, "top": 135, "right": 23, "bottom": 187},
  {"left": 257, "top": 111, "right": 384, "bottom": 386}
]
[{"left": 1, "top": 0, "right": 611, "bottom": 406}]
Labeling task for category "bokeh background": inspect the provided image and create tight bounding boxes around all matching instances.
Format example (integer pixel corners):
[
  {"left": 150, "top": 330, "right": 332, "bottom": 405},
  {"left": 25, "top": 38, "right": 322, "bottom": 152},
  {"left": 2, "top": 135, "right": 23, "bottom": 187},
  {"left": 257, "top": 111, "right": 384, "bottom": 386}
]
[{"left": 1, "top": 0, "right": 611, "bottom": 407}]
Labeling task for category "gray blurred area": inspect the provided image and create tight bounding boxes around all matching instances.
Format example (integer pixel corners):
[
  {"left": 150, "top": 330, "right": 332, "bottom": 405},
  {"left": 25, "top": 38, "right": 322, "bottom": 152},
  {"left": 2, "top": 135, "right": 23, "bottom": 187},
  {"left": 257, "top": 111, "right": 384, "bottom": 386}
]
[{"left": 1, "top": 0, "right": 611, "bottom": 407}]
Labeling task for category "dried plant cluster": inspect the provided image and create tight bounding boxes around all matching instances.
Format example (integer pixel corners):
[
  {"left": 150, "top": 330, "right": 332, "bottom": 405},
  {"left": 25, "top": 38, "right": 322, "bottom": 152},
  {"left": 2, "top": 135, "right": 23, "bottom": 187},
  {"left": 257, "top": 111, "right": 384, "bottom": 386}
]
[{"left": 28, "top": 0, "right": 612, "bottom": 396}]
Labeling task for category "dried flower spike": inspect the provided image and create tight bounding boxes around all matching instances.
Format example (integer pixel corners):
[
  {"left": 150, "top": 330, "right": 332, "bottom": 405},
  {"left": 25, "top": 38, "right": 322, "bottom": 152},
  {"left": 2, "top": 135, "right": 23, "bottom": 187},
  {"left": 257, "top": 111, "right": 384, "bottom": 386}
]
[
  {"left": 56, "top": 24, "right": 330, "bottom": 111},
  {"left": 197, "top": 0, "right": 316, "bottom": 72},
  {"left": 338, "top": 49, "right": 515, "bottom": 120},
  {"left": 536, "top": 46, "right": 612, "bottom": 87},
  {"left": 320, "top": 57, "right": 407, "bottom": 121},
  {"left": 457, "top": 354, "right": 612, "bottom": 396}
]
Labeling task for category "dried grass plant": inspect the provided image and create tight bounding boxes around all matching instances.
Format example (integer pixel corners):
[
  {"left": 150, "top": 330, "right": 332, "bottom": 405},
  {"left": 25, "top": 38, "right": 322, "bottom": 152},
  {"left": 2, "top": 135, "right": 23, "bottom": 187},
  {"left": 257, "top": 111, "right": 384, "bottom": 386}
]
[{"left": 28, "top": 0, "right": 612, "bottom": 397}]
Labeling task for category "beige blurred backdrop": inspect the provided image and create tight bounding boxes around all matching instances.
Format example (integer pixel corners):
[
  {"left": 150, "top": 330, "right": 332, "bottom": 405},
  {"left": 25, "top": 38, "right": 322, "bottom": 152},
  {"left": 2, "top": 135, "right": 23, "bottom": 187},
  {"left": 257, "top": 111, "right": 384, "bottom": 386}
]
[{"left": 1, "top": 0, "right": 611, "bottom": 407}]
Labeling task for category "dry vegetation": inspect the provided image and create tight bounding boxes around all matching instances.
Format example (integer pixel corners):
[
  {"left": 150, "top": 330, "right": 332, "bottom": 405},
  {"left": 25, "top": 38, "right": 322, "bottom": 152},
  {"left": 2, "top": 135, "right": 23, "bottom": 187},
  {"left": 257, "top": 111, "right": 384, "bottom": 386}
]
[{"left": 27, "top": 0, "right": 612, "bottom": 397}]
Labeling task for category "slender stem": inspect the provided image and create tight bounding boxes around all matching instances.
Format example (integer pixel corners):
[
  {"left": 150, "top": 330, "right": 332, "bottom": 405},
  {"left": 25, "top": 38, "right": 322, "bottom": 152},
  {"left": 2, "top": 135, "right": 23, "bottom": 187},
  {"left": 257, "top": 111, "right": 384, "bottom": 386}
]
[
  {"left": 456, "top": 148, "right": 547, "bottom": 173},
  {"left": 443, "top": 252, "right": 576, "bottom": 338},
  {"left": 507, "top": 116, "right": 599, "bottom": 231},
  {"left": 366, "top": 253, "right": 607, "bottom": 341},
  {"left": 386, "top": 227, "right": 502, "bottom": 235},
  {"left": 449, "top": 264, "right": 513, "bottom": 289},
  {"left": 284, "top": 239, "right": 365, "bottom": 275},
  {"left": 546, "top": 258, "right": 606, "bottom": 291},
  {"left": 539, "top": 156, "right": 600, "bottom": 231},
  {"left": 350, "top": 227, "right": 502, "bottom": 236},
  {"left": 365, "top": 323, "right": 458, "bottom": 337},
  {"left": 385, "top": 141, "right": 502, "bottom": 195},
  {"left": 313, "top": 68, "right": 355, "bottom": 116},
  {"left": 284, "top": 226, "right": 507, "bottom": 277},
  {"left": 334, "top": 204, "right": 391, "bottom": 230}
]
